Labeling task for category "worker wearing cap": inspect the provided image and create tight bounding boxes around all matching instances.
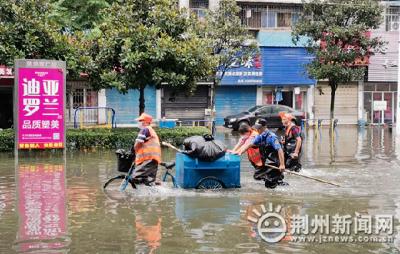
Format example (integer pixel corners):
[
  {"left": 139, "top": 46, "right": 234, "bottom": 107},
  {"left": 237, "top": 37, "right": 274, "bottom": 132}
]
[
  {"left": 280, "top": 112, "right": 302, "bottom": 172},
  {"left": 229, "top": 123, "right": 264, "bottom": 178},
  {"left": 233, "top": 119, "right": 285, "bottom": 187},
  {"left": 132, "top": 113, "right": 162, "bottom": 185}
]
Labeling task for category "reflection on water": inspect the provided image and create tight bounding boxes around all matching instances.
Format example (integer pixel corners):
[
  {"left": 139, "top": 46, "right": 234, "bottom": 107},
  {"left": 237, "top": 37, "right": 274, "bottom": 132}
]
[
  {"left": 0, "top": 127, "right": 399, "bottom": 253},
  {"left": 14, "top": 161, "right": 69, "bottom": 253}
]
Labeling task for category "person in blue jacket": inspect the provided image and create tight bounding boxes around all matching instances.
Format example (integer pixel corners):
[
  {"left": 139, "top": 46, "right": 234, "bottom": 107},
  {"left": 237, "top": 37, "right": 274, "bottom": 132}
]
[{"left": 233, "top": 119, "right": 286, "bottom": 188}]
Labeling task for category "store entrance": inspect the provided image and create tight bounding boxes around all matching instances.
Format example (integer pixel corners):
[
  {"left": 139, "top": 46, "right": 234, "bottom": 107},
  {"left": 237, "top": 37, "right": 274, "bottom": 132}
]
[
  {"left": 278, "top": 91, "right": 293, "bottom": 108},
  {"left": 0, "top": 87, "right": 13, "bottom": 129}
]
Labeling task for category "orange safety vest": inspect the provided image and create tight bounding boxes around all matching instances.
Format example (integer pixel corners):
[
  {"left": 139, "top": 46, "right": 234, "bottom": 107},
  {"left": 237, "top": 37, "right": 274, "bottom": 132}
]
[
  {"left": 135, "top": 126, "right": 162, "bottom": 165},
  {"left": 243, "top": 130, "right": 263, "bottom": 167}
]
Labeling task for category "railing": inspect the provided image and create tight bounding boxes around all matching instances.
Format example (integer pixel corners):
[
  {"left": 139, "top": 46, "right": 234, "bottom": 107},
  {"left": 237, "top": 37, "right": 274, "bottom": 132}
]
[
  {"left": 176, "top": 119, "right": 215, "bottom": 127},
  {"left": 74, "top": 107, "right": 117, "bottom": 129},
  {"left": 301, "top": 119, "right": 339, "bottom": 130}
]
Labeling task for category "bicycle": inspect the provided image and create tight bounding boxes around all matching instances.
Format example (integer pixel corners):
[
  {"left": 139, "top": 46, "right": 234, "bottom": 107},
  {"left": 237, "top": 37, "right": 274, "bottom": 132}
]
[{"left": 103, "top": 149, "right": 177, "bottom": 191}]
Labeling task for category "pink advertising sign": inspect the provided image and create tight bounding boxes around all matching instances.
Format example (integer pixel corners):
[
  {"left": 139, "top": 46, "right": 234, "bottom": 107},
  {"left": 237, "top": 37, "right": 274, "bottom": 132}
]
[{"left": 15, "top": 60, "right": 66, "bottom": 149}]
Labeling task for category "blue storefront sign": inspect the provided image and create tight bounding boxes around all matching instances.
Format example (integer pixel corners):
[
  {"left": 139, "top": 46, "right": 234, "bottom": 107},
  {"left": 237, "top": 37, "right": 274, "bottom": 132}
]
[{"left": 220, "top": 47, "right": 315, "bottom": 86}]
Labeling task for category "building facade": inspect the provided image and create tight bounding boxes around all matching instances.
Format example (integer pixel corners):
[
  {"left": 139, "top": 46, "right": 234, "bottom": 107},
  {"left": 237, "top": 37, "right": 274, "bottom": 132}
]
[
  {"left": 179, "top": 0, "right": 317, "bottom": 125},
  {"left": 363, "top": 1, "right": 399, "bottom": 125}
]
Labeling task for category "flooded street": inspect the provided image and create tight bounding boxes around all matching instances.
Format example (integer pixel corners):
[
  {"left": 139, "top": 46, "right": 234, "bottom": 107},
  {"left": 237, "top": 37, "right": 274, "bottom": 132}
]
[{"left": 1, "top": 126, "right": 400, "bottom": 253}]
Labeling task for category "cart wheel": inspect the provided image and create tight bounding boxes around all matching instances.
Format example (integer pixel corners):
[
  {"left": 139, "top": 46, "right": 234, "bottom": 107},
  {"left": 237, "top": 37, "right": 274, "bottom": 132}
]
[{"left": 196, "top": 176, "right": 225, "bottom": 190}]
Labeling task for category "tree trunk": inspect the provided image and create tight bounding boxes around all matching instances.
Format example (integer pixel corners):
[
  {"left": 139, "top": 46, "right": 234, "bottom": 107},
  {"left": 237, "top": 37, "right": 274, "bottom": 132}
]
[
  {"left": 329, "top": 80, "right": 337, "bottom": 121},
  {"left": 210, "top": 79, "right": 217, "bottom": 135},
  {"left": 139, "top": 86, "right": 145, "bottom": 115},
  {"left": 329, "top": 79, "right": 337, "bottom": 144}
]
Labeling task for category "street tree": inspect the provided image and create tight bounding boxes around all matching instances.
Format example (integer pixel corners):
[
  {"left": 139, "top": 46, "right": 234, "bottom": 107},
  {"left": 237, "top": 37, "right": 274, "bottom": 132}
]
[
  {"left": 0, "top": 0, "right": 80, "bottom": 77},
  {"left": 292, "top": 0, "right": 385, "bottom": 122},
  {"left": 49, "top": 0, "right": 113, "bottom": 32},
  {"left": 203, "top": 0, "right": 257, "bottom": 132},
  {"left": 83, "top": 0, "right": 213, "bottom": 115}
]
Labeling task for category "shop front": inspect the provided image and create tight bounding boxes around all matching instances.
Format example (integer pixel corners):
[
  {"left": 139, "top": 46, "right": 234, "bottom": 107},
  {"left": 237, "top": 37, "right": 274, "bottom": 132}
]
[
  {"left": 363, "top": 82, "right": 397, "bottom": 125},
  {"left": 217, "top": 47, "right": 315, "bottom": 125},
  {"left": 0, "top": 66, "right": 14, "bottom": 129}
]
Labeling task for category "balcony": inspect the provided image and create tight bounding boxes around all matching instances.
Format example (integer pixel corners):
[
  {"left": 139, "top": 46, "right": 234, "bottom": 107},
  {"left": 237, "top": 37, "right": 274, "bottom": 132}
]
[{"left": 238, "top": 4, "right": 302, "bottom": 31}]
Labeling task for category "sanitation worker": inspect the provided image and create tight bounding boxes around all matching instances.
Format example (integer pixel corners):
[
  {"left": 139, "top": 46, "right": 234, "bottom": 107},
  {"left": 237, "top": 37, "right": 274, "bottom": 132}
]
[
  {"left": 232, "top": 119, "right": 286, "bottom": 188},
  {"left": 279, "top": 112, "right": 302, "bottom": 172},
  {"left": 132, "top": 113, "right": 162, "bottom": 185},
  {"left": 229, "top": 123, "right": 264, "bottom": 180}
]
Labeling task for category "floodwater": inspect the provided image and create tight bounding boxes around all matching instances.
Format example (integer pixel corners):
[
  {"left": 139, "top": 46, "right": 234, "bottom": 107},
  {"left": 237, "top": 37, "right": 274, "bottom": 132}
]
[{"left": 1, "top": 126, "right": 400, "bottom": 253}]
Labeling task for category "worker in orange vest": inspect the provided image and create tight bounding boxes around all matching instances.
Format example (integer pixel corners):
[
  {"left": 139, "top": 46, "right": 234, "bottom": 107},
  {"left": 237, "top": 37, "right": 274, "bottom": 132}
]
[
  {"left": 279, "top": 112, "right": 302, "bottom": 172},
  {"left": 229, "top": 123, "right": 264, "bottom": 180},
  {"left": 132, "top": 113, "right": 162, "bottom": 185}
]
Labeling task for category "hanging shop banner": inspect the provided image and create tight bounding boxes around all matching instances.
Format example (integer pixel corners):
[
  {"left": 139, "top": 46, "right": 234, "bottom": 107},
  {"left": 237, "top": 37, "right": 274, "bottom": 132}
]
[
  {"left": 220, "top": 47, "right": 315, "bottom": 86},
  {"left": 14, "top": 60, "right": 66, "bottom": 150}
]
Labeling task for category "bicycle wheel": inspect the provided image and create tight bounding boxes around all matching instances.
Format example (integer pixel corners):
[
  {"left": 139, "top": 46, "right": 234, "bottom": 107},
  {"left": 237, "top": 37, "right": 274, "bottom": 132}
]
[
  {"left": 103, "top": 174, "right": 136, "bottom": 190},
  {"left": 196, "top": 176, "right": 224, "bottom": 190}
]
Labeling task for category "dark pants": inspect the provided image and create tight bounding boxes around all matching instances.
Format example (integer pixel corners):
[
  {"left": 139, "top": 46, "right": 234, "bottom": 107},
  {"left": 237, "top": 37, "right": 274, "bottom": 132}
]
[
  {"left": 252, "top": 163, "right": 283, "bottom": 183},
  {"left": 285, "top": 152, "right": 302, "bottom": 172},
  {"left": 132, "top": 159, "right": 159, "bottom": 184}
]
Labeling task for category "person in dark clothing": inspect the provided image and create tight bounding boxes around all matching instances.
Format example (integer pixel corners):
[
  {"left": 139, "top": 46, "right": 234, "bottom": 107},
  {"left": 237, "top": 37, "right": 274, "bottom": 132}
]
[
  {"left": 233, "top": 119, "right": 286, "bottom": 188},
  {"left": 279, "top": 112, "right": 302, "bottom": 172},
  {"left": 229, "top": 123, "right": 264, "bottom": 180}
]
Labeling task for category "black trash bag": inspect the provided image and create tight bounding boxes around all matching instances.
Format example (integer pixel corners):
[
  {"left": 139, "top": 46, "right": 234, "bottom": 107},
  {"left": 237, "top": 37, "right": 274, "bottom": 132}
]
[
  {"left": 115, "top": 149, "right": 135, "bottom": 173},
  {"left": 182, "top": 134, "right": 227, "bottom": 162}
]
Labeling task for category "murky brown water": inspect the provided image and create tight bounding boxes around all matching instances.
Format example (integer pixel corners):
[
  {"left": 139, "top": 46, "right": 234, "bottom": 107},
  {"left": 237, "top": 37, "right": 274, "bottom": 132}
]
[{"left": 1, "top": 126, "right": 400, "bottom": 253}]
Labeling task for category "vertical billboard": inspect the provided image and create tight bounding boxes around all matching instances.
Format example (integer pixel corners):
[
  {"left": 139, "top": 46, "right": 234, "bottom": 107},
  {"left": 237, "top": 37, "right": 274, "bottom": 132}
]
[{"left": 14, "top": 60, "right": 66, "bottom": 150}]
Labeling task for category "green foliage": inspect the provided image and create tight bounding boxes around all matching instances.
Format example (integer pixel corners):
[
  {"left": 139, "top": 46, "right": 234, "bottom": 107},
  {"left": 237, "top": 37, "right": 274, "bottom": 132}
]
[
  {"left": 0, "top": 129, "right": 14, "bottom": 152},
  {"left": 0, "top": 0, "right": 79, "bottom": 77},
  {"left": 49, "top": 0, "right": 112, "bottom": 31},
  {"left": 292, "top": 0, "right": 385, "bottom": 118},
  {"left": 203, "top": 0, "right": 257, "bottom": 83},
  {"left": 82, "top": 0, "right": 214, "bottom": 114},
  {"left": 0, "top": 127, "right": 209, "bottom": 152},
  {"left": 200, "top": 0, "right": 258, "bottom": 130}
]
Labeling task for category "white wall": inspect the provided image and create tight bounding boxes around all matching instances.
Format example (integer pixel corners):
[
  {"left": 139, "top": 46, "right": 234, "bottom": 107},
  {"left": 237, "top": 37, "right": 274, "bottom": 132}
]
[
  {"left": 98, "top": 89, "right": 107, "bottom": 124},
  {"left": 179, "top": 0, "right": 189, "bottom": 8},
  {"left": 368, "top": 30, "right": 399, "bottom": 82}
]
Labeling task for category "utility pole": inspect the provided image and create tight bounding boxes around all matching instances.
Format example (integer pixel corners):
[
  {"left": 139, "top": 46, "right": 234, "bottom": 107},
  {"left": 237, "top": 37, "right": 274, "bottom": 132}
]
[{"left": 397, "top": 26, "right": 400, "bottom": 134}]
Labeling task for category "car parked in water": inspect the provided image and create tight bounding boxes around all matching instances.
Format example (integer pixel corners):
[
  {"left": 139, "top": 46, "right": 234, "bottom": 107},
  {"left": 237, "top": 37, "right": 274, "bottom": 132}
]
[{"left": 223, "top": 104, "right": 306, "bottom": 130}]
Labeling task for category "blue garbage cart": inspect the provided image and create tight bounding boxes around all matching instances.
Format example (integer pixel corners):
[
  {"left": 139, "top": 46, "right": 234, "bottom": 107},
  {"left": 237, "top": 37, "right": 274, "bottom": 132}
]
[{"left": 175, "top": 152, "right": 241, "bottom": 189}]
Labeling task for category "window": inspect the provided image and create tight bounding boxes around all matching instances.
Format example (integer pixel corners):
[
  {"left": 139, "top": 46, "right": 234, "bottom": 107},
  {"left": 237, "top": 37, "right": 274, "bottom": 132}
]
[
  {"left": 248, "top": 105, "right": 263, "bottom": 112},
  {"left": 385, "top": 7, "right": 400, "bottom": 31},
  {"left": 271, "top": 105, "right": 289, "bottom": 113},
  {"left": 257, "top": 106, "right": 272, "bottom": 115},
  {"left": 189, "top": 0, "right": 208, "bottom": 9},
  {"left": 190, "top": 0, "right": 208, "bottom": 19},
  {"left": 239, "top": 4, "right": 302, "bottom": 29},
  {"left": 277, "top": 13, "right": 292, "bottom": 27}
]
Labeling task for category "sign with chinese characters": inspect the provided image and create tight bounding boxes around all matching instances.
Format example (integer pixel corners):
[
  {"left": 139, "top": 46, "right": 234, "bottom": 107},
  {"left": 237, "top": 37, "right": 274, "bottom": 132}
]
[
  {"left": 15, "top": 60, "right": 66, "bottom": 150},
  {"left": 16, "top": 164, "right": 67, "bottom": 252},
  {"left": 0, "top": 65, "right": 13, "bottom": 78},
  {"left": 248, "top": 202, "right": 395, "bottom": 244},
  {"left": 218, "top": 54, "right": 263, "bottom": 85},
  {"left": 373, "top": 100, "right": 388, "bottom": 111},
  {"left": 219, "top": 48, "right": 316, "bottom": 86}
]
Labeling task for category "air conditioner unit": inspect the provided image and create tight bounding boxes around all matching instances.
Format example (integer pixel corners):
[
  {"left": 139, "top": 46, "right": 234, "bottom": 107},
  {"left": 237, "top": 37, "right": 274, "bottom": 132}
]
[{"left": 246, "top": 9, "right": 252, "bottom": 18}]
